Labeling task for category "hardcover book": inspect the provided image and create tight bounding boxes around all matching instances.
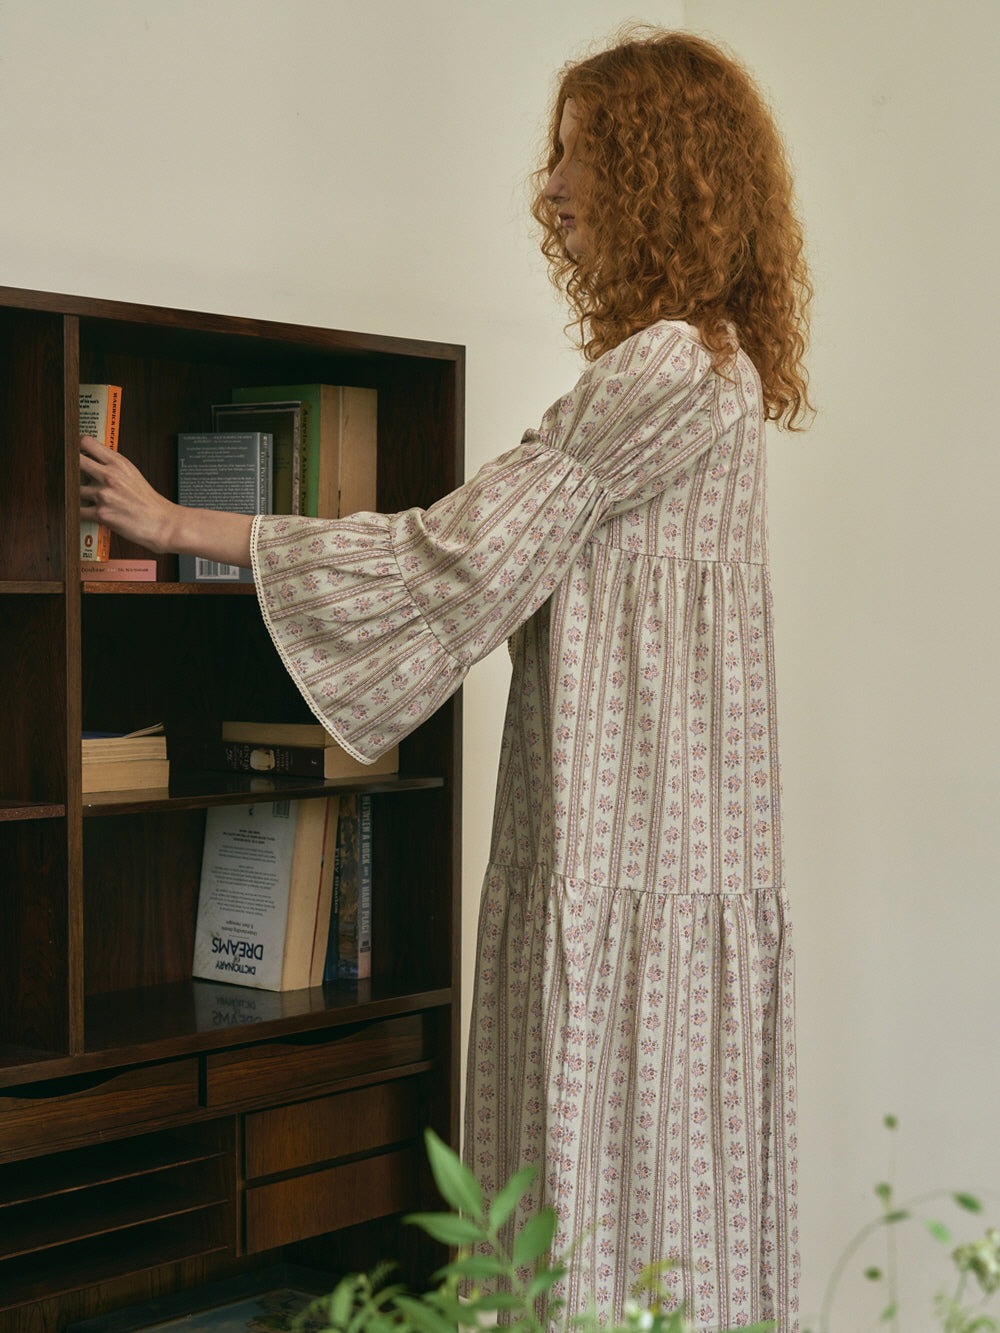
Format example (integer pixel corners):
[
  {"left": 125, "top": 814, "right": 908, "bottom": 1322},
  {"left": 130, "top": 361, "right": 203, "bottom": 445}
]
[
  {"left": 232, "top": 383, "right": 376, "bottom": 518},
  {"left": 179, "top": 738, "right": 398, "bottom": 781},
  {"left": 211, "top": 400, "right": 302, "bottom": 516},
  {"left": 192, "top": 797, "right": 336, "bottom": 992},
  {"left": 199, "top": 721, "right": 399, "bottom": 779},
  {"left": 176, "top": 431, "right": 273, "bottom": 583},
  {"left": 79, "top": 384, "right": 122, "bottom": 561}
]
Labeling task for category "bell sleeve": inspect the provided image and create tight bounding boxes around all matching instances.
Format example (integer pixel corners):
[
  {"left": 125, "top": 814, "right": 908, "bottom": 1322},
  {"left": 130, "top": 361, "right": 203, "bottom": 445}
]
[{"left": 251, "top": 322, "right": 747, "bottom": 762}]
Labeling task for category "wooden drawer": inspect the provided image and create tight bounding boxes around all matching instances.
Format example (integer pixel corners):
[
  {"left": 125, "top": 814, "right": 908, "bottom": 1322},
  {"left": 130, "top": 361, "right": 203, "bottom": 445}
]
[
  {"left": 0, "top": 1060, "right": 200, "bottom": 1159},
  {"left": 203, "top": 1013, "right": 427, "bottom": 1108},
  {"left": 245, "top": 1147, "right": 417, "bottom": 1251},
  {"left": 245, "top": 1076, "right": 421, "bottom": 1179}
]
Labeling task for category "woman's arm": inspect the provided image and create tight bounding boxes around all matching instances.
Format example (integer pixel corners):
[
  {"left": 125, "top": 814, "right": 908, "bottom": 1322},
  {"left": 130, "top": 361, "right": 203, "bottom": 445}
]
[{"left": 79, "top": 434, "right": 253, "bottom": 567}]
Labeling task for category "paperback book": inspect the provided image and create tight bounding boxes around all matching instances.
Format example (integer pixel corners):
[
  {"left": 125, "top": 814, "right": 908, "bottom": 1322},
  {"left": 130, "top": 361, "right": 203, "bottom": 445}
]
[
  {"left": 82, "top": 722, "right": 169, "bottom": 794},
  {"left": 326, "top": 793, "right": 372, "bottom": 982},
  {"left": 192, "top": 797, "right": 337, "bottom": 992},
  {"left": 79, "top": 384, "right": 122, "bottom": 562},
  {"left": 176, "top": 431, "right": 273, "bottom": 583}
]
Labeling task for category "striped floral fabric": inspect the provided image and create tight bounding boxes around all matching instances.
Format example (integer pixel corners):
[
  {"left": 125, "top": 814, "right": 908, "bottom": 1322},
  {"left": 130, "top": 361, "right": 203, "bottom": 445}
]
[{"left": 252, "top": 321, "right": 797, "bottom": 1332}]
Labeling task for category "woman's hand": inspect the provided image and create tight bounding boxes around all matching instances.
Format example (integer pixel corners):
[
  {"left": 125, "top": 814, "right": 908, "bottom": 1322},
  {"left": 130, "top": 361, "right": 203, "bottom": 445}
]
[
  {"left": 79, "top": 435, "right": 255, "bottom": 567},
  {"left": 80, "top": 435, "right": 178, "bottom": 553}
]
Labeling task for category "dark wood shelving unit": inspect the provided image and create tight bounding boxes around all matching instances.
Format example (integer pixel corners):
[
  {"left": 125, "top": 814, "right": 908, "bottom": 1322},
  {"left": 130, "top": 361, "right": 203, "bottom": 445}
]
[{"left": 0, "top": 286, "right": 463, "bottom": 1330}]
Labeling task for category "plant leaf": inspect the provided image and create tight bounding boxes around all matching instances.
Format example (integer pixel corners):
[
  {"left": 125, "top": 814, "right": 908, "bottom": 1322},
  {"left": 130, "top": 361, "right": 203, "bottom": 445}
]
[
  {"left": 435, "top": 1255, "right": 510, "bottom": 1282},
  {"left": 884, "top": 1209, "right": 910, "bottom": 1225},
  {"left": 404, "top": 1211, "right": 485, "bottom": 1247},
  {"left": 880, "top": 1303, "right": 898, "bottom": 1322},
  {"left": 865, "top": 1267, "right": 884, "bottom": 1281},
  {"left": 926, "top": 1218, "right": 952, "bottom": 1244},
  {"left": 392, "top": 1294, "right": 463, "bottom": 1333},
  {"left": 330, "top": 1276, "right": 363, "bottom": 1327},
  {"left": 874, "top": 1181, "right": 892, "bottom": 1207},
  {"left": 423, "top": 1129, "right": 484, "bottom": 1220},
  {"left": 467, "top": 1291, "right": 526, "bottom": 1313},
  {"left": 488, "top": 1164, "right": 537, "bottom": 1233},
  {"left": 528, "top": 1263, "right": 567, "bottom": 1299},
  {"left": 883, "top": 1114, "right": 899, "bottom": 1130},
  {"left": 512, "top": 1206, "right": 558, "bottom": 1269},
  {"left": 955, "top": 1192, "right": 985, "bottom": 1213}
]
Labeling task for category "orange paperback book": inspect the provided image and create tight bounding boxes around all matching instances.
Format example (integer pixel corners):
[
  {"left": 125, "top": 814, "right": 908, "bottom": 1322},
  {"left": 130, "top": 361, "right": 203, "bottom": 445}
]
[{"left": 80, "top": 384, "right": 122, "bottom": 561}]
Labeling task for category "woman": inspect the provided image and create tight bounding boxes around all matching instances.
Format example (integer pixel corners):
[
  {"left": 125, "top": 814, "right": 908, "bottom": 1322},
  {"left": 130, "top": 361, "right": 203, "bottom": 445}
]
[{"left": 81, "top": 28, "right": 810, "bottom": 1331}]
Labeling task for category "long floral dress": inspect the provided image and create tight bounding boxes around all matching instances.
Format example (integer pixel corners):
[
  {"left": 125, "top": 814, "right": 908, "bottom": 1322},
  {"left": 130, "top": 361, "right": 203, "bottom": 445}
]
[{"left": 251, "top": 320, "right": 798, "bottom": 1333}]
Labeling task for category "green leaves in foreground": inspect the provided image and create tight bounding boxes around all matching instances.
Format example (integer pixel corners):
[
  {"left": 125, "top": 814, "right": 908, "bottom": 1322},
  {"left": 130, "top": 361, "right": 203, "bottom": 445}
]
[
  {"left": 299, "top": 1127, "right": 733, "bottom": 1333},
  {"left": 399, "top": 1129, "right": 561, "bottom": 1333},
  {"left": 406, "top": 1128, "right": 553, "bottom": 1273},
  {"left": 422, "top": 1126, "right": 483, "bottom": 1220}
]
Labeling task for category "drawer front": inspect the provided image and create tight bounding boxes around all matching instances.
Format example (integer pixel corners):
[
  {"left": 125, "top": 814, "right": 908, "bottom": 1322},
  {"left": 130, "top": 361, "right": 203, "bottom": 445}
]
[
  {"left": 245, "top": 1076, "right": 421, "bottom": 1179},
  {"left": 204, "top": 1013, "right": 427, "bottom": 1108},
  {"left": 0, "top": 1060, "right": 200, "bottom": 1159},
  {"left": 245, "top": 1147, "right": 417, "bottom": 1252}
]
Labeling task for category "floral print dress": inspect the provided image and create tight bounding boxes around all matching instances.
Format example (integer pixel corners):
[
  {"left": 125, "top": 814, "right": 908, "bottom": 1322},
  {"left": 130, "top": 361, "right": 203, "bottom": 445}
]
[{"left": 251, "top": 320, "right": 797, "bottom": 1332}]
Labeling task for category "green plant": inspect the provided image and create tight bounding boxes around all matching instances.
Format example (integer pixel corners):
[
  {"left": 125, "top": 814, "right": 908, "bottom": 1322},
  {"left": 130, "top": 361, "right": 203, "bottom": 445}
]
[
  {"left": 299, "top": 1129, "right": 773, "bottom": 1333},
  {"left": 300, "top": 1117, "right": 997, "bottom": 1333},
  {"left": 806, "top": 1115, "right": 999, "bottom": 1333}
]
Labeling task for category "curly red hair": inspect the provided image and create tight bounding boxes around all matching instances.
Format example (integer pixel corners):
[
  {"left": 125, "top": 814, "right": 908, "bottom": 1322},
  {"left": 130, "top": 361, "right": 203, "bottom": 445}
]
[{"left": 533, "top": 28, "right": 812, "bottom": 429}]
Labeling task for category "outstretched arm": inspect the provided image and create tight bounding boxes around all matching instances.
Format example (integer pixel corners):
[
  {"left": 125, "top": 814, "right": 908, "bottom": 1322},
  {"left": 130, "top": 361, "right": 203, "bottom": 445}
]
[{"left": 79, "top": 435, "right": 252, "bottom": 567}]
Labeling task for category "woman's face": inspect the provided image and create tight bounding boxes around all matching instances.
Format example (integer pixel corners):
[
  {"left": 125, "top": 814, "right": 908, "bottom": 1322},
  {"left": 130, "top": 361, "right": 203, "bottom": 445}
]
[{"left": 544, "top": 98, "right": 588, "bottom": 256}]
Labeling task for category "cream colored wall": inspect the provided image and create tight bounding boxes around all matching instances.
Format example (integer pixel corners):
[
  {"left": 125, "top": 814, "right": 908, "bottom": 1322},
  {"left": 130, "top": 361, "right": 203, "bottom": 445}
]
[{"left": 682, "top": 1, "right": 1000, "bottom": 1326}]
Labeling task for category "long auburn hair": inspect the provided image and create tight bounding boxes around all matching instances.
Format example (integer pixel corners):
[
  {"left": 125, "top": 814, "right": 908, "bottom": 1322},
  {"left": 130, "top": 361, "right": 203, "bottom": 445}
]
[{"left": 533, "top": 29, "right": 813, "bottom": 429}]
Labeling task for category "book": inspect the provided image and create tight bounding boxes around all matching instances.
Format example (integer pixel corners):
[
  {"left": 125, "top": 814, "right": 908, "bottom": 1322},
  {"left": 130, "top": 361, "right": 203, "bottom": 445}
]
[
  {"left": 321, "top": 827, "right": 341, "bottom": 982},
  {"left": 79, "top": 384, "right": 123, "bottom": 561},
  {"left": 221, "top": 720, "right": 368, "bottom": 750},
  {"left": 177, "top": 737, "right": 398, "bottom": 781},
  {"left": 231, "top": 384, "right": 376, "bottom": 519},
  {"left": 80, "top": 559, "right": 157, "bottom": 582},
  {"left": 192, "top": 797, "right": 336, "bottom": 992},
  {"left": 82, "top": 722, "right": 166, "bottom": 761},
  {"left": 82, "top": 757, "right": 171, "bottom": 793},
  {"left": 199, "top": 721, "right": 399, "bottom": 779},
  {"left": 176, "top": 431, "right": 273, "bottom": 583},
  {"left": 82, "top": 724, "right": 169, "bottom": 793},
  {"left": 211, "top": 400, "right": 302, "bottom": 516},
  {"left": 330, "top": 793, "right": 372, "bottom": 981},
  {"left": 310, "top": 797, "right": 339, "bottom": 987}
]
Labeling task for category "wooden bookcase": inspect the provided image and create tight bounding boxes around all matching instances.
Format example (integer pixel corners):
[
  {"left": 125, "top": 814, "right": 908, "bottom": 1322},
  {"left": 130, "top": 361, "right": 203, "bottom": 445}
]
[{"left": 0, "top": 287, "right": 463, "bottom": 1329}]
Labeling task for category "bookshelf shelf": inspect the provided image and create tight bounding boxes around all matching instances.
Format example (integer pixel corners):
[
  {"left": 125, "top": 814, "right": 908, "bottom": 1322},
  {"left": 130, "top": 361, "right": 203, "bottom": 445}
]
[
  {"left": 82, "top": 773, "right": 445, "bottom": 816},
  {"left": 0, "top": 285, "right": 463, "bottom": 1329},
  {"left": 82, "top": 581, "right": 259, "bottom": 595},
  {"left": 0, "top": 580, "right": 64, "bottom": 595},
  {"left": 0, "top": 801, "right": 66, "bottom": 822}
]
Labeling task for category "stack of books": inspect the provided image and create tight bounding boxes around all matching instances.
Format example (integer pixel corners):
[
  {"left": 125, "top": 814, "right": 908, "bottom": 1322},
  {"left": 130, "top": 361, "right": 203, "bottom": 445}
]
[
  {"left": 188, "top": 720, "right": 383, "bottom": 993},
  {"left": 82, "top": 723, "right": 169, "bottom": 794}
]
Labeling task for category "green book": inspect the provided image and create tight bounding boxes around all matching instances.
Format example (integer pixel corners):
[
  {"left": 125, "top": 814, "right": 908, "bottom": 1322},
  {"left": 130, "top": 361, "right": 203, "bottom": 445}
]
[{"left": 233, "top": 384, "right": 377, "bottom": 518}]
